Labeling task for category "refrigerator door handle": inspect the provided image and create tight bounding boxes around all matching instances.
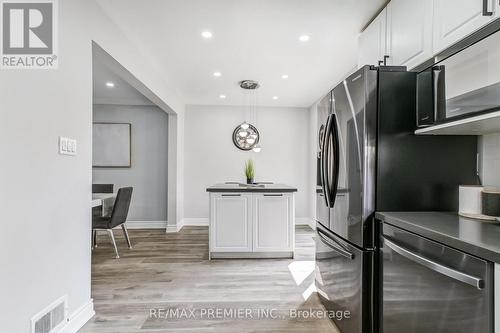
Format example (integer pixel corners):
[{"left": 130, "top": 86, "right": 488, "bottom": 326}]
[
  {"left": 321, "top": 114, "right": 334, "bottom": 207},
  {"left": 329, "top": 114, "right": 340, "bottom": 208},
  {"left": 317, "top": 228, "right": 354, "bottom": 260},
  {"left": 384, "top": 238, "right": 485, "bottom": 290}
]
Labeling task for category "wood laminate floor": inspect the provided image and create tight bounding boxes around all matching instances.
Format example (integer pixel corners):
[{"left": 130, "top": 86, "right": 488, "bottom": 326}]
[{"left": 80, "top": 226, "right": 339, "bottom": 333}]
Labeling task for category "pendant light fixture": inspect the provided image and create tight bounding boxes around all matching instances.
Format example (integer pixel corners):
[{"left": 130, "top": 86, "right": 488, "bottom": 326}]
[
  {"left": 232, "top": 80, "right": 262, "bottom": 152},
  {"left": 252, "top": 145, "right": 262, "bottom": 153}
]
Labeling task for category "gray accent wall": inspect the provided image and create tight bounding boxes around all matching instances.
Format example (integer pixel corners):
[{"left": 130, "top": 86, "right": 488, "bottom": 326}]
[{"left": 93, "top": 104, "right": 168, "bottom": 222}]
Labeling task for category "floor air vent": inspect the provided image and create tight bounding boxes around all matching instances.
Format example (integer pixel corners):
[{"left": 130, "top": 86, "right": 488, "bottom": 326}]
[{"left": 31, "top": 296, "right": 68, "bottom": 333}]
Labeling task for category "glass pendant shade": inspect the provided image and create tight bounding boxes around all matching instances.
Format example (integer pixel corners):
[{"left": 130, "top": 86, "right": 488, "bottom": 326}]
[{"left": 232, "top": 123, "right": 260, "bottom": 151}]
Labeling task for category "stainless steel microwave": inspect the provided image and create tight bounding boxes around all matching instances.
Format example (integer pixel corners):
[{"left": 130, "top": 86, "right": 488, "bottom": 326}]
[{"left": 417, "top": 29, "right": 500, "bottom": 127}]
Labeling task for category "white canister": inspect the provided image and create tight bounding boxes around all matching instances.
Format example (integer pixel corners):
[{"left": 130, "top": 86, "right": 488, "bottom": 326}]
[{"left": 459, "top": 185, "right": 484, "bottom": 215}]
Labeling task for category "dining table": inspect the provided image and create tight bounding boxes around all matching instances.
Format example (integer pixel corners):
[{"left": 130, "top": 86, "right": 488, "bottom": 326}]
[{"left": 92, "top": 193, "right": 117, "bottom": 216}]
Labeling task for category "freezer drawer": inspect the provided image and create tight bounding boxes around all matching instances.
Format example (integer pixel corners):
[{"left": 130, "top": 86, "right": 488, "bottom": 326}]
[
  {"left": 315, "top": 223, "right": 374, "bottom": 333},
  {"left": 381, "top": 223, "right": 493, "bottom": 333}
]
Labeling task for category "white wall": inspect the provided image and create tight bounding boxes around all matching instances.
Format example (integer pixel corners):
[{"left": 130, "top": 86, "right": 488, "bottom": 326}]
[
  {"left": 93, "top": 104, "right": 169, "bottom": 224},
  {"left": 308, "top": 102, "right": 319, "bottom": 222},
  {"left": 183, "top": 105, "right": 311, "bottom": 223},
  {"left": 480, "top": 133, "right": 500, "bottom": 186},
  {"left": 0, "top": 0, "right": 184, "bottom": 332}
]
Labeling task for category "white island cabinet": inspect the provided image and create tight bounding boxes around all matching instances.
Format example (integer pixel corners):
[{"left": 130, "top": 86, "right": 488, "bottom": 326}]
[
  {"left": 210, "top": 193, "right": 253, "bottom": 253},
  {"left": 207, "top": 184, "right": 297, "bottom": 259}
]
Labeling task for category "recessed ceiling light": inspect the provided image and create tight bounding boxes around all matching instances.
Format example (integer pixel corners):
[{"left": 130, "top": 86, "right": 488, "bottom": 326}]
[
  {"left": 299, "top": 35, "right": 310, "bottom": 42},
  {"left": 201, "top": 31, "right": 213, "bottom": 39},
  {"left": 219, "top": 94, "right": 226, "bottom": 99},
  {"left": 213, "top": 72, "right": 222, "bottom": 77},
  {"left": 281, "top": 74, "right": 289, "bottom": 79},
  {"left": 105, "top": 82, "right": 115, "bottom": 88},
  {"left": 272, "top": 96, "right": 279, "bottom": 100}
]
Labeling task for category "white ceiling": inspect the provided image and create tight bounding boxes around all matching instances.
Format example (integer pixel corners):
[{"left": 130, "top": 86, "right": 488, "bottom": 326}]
[
  {"left": 93, "top": 59, "right": 154, "bottom": 106},
  {"left": 96, "top": 0, "right": 385, "bottom": 108}
]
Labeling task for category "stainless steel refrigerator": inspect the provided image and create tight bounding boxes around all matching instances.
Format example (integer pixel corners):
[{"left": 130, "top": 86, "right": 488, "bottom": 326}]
[{"left": 315, "top": 65, "right": 478, "bottom": 333}]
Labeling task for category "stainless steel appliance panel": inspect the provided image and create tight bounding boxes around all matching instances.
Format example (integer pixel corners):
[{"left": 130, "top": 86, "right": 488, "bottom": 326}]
[
  {"left": 381, "top": 223, "right": 493, "bottom": 333},
  {"left": 417, "top": 30, "right": 500, "bottom": 125},
  {"left": 316, "top": 189, "right": 329, "bottom": 228},
  {"left": 315, "top": 223, "right": 374, "bottom": 333},
  {"left": 328, "top": 66, "right": 378, "bottom": 248},
  {"left": 316, "top": 92, "right": 332, "bottom": 227}
]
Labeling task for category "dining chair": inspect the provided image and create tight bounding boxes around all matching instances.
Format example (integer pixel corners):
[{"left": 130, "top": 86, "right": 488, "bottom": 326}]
[
  {"left": 92, "top": 187, "right": 133, "bottom": 259},
  {"left": 92, "top": 183, "right": 114, "bottom": 193}
]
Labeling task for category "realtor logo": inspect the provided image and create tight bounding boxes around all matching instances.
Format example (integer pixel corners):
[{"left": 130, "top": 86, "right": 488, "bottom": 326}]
[{"left": 1, "top": 0, "right": 58, "bottom": 69}]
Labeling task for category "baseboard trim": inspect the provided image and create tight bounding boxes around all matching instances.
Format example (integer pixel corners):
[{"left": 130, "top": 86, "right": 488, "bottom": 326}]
[
  {"left": 125, "top": 220, "right": 167, "bottom": 229},
  {"left": 166, "top": 222, "right": 182, "bottom": 233},
  {"left": 165, "top": 218, "right": 209, "bottom": 233},
  {"left": 182, "top": 218, "right": 209, "bottom": 226},
  {"left": 296, "top": 217, "right": 315, "bottom": 229},
  {"left": 211, "top": 251, "right": 293, "bottom": 259},
  {"left": 61, "top": 299, "right": 94, "bottom": 333}
]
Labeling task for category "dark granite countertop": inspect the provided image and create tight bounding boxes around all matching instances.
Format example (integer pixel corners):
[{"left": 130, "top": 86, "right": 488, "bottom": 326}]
[
  {"left": 206, "top": 183, "right": 297, "bottom": 193},
  {"left": 375, "top": 211, "right": 500, "bottom": 264}
]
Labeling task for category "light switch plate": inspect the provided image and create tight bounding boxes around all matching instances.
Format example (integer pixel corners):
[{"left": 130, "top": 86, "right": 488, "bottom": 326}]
[{"left": 59, "top": 136, "right": 77, "bottom": 156}]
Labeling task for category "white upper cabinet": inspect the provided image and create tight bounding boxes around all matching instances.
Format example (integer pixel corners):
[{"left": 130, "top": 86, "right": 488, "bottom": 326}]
[
  {"left": 386, "top": 0, "right": 434, "bottom": 69},
  {"left": 359, "top": 0, "right": 500, "bottom": 71},
  {"left": 433, "top": 0, "right": 499, "bottom": 54},
  {"left": 358, "top": 8, "right": 387, "bottom": 68}
]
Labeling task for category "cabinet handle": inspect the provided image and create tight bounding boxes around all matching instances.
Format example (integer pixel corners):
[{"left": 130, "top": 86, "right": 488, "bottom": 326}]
[
  {"left": 384, "top": 238, "right": 484, "bottom": 290},
  {"left": 221, "top": 194, "right": 241, "bottom": 197},
  {"left": 317, "top": 229, "right": 354, "bottom": 260},
  {"left": 264, "top": 194, "right": 283, "bottom": 197},
  {"left": 483, "top": 0, "right": 493, "bottom": 16}
]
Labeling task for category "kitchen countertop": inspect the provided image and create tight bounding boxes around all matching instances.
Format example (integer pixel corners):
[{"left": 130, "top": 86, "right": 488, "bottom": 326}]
[
  {"left": 376, "top": 211, "right": 500, "bottom": 264},
  {"left": 206, "top": 183, "right": 297, "bottom": 193}
]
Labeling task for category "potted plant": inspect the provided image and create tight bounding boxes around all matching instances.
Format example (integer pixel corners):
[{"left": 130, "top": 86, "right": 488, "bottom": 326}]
[{"left": 245, "top": 159, "right": 255, "bottom": 184}]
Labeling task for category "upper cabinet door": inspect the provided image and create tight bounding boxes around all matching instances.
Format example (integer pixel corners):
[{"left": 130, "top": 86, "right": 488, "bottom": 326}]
[
  {"left": 433, "top": 0, "right": 499, "bottom": 54},
  {"left": 386, "top": 0, "right": 434, "bottom": 70},
  {"left": 358, "top": 8, "right": 387, "bottom": 68}
]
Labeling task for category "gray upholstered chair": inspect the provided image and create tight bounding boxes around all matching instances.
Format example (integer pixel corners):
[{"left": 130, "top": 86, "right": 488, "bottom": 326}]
[{"left": 92, "top": 187, "right": 133, "bottom": 258}]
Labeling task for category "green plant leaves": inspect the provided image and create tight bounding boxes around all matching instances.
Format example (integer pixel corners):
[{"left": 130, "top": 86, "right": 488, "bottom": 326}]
[{"left": 245, "top": 159, "right": 255, "bottom": 179}]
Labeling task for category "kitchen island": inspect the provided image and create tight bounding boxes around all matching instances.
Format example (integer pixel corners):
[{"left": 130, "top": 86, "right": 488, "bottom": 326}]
[{"left": 206, "top": 184, "right": 297, "bottom": 259}]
